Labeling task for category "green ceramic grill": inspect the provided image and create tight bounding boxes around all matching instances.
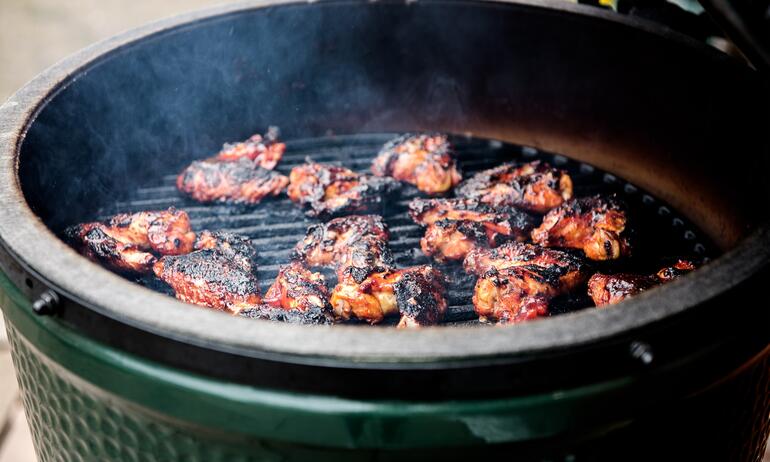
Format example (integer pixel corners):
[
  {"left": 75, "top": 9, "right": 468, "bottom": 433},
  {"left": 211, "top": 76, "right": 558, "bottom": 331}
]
[{"left": 1, "top": 1, "right": 769, "bottom": 460}]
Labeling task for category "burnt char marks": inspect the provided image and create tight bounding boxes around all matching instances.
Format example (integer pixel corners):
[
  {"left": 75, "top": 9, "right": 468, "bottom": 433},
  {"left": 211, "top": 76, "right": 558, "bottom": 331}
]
[
  {"left": 467, "top": 243, "right": 589, "bottom": 324},
  {"left": 532, "top": 194, "right": 631, "bottom": 261},
  {"left": 409, "top": 197, "right": 536, "bottom": 263},
  {"left": 372, "top": 133, "right": 461, "bottom": 194},
  {"left": 177, "top": 158, "right": 289, "bottom": 204},
  {"left": 589, "top": 259, "right": 696, "bottom": 307},
  {"left": 153, "top": 249, "right": 261, "bottom": 313},
  {"left": 456, "top": 160, "right": 573, "bottom": 213},
  {"left": 239, "top": 304, "right": 334, "bottom": 325},
  {"left": 72, "top": 225, "right": 157, "bottom": 274},
  {"left": 263, "top": 261, "right": 332, "bottom": 313},
  {"left": 339, "top": 236, "right": 395, "bottom": 283},
  {"left": 394, "top": 266, "right": 447, "bottom": 328},
  {"left": 195, "top": 230, "right": 256, "bottom": 273},
  {"left": 293, "top": 215, "right": 390, "bottom": 268},
  {"left": 288, "top": 161, "right": 400, "bottom": 218}
]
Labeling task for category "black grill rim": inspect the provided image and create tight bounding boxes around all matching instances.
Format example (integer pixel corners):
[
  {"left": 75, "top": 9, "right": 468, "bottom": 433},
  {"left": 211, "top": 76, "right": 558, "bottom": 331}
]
[{"left": 0, "top": 0, "right": 768, "bottom": 400}]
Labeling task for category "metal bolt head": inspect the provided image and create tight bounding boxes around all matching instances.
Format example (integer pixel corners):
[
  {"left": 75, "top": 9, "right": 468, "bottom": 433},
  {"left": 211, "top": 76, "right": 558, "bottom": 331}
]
[
  {"left": 32, "top": 290, "right": 59, "bottom": 316},
  {"left": 630, "top": 341, "right": 654, "bottom": 365}
]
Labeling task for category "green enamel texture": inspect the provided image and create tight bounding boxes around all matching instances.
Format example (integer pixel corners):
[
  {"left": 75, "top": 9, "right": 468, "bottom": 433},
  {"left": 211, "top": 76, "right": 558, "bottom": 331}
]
[{"left": 0, "top": 268, "right": 639, "bottom": 459}]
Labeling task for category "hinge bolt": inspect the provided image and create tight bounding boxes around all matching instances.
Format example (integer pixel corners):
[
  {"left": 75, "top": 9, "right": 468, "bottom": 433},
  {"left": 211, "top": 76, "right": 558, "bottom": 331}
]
[
  {"left": 630, "top": 341, "right": 654, "bottom": 365},
  {"left": 32, "top": 290, "right": 59, "bottom": 316}
]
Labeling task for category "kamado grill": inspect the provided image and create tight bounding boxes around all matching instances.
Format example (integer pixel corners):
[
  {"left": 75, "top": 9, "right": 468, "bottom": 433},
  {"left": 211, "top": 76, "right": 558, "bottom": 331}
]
[{"left": 0, "top": 0, "right": 768, "bottom": 461}]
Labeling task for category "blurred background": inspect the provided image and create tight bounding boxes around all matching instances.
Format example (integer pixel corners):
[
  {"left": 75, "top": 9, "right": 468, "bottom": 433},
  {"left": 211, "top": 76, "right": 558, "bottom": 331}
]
[{"left": 0, "top": 4, "right": 222, "bottom": 460}]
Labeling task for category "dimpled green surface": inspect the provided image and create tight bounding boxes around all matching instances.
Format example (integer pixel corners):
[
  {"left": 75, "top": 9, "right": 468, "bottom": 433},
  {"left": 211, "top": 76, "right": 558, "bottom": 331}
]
[{"left": 7, "top": 325, "right": 269, "bottom": 462}]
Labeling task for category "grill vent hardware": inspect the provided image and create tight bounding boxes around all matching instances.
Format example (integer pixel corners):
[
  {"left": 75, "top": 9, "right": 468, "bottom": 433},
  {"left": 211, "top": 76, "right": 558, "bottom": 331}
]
[
  {"left": 94, "top": 134, "right": 713, "bottom": 326},
  {"left": 31, "top": 290, "right": 59, "bottom": 316}
]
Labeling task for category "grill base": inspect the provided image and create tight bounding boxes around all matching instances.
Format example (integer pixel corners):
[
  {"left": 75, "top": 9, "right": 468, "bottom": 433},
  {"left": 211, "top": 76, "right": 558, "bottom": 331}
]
[{"left": 93, "top": 133, "right": 713, "bottom": 325}]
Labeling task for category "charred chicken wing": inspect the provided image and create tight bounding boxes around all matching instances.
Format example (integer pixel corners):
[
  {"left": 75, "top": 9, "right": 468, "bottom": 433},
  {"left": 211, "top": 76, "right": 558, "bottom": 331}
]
[
  {"left": 194, "top": 230, "right": 256, "bottom": 273},
  {"left": 531, "top": 195, "right": 631, "bottom": 261},
  {"left": 330, "top": 265, "right": 447, "bottom": 327},
  {"left": 211, "top": 127, "right": 285, "bottom": 169},
  {"left": 409, "top": 198, "right": 536, "bottom": 262},
  {"left": 177, "top": 157, "right": 289, "bottom": 204},
  {"left": 153, "top": 249, "right": 261, "bottom": 313},
  {"left": 456, "top": 161, "right": 573, "bottom": 213},
  {"left": 588, "top": 260, "right": 696, "bottom": 307},
  {"left": 465, "top": 242, "right": 587, "bottom": 323},
  {"left": 288, "top": 161, "right": 399, "bottom": 218},
  {"left": 66, "top": 208, "right": 195, "bottom": 273},
  {"left": 67, "top": 225, "right": 157, "bottom": 273},
  {"left": 372, "top": 133, "right": 461, "bottom": 194},
  {"left": 293, "top": 215, "right": 390, "bottom": 267},
  {"left": 262, "top": 261, "right": 332, "bottom": 313}
]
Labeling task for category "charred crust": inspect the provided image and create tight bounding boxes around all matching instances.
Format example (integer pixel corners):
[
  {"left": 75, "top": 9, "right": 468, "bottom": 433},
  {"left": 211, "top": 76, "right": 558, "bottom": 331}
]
[{"left": 239, "top": 305, "right": 334, "bottom": 325}]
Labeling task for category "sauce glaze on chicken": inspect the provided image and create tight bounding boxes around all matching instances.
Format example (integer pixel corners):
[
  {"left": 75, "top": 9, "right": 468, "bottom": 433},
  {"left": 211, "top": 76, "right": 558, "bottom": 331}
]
[{"left": 372, "top": 134, "right": 462, "bottom": 194}]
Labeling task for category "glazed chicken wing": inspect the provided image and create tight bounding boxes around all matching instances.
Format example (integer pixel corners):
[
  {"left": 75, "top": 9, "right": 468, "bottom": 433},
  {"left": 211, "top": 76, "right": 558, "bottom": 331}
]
[
  {"left": 287, "top": 161, "right": 399, "bottom": 218},
  {"left": 262, "top": 262, "right": 331, "bottom": 313},
  {"left": 409, "top": 198, "right": 536, "bottom": 262},
  {"left": 177, "top": 157, "right": 289, "bottom": 204},
  {"left": 66, "top": 208, "right": 195, "bottom": 273},
  {"left": 588, "top": 260, "right": 696, "bottom": 307},
  {"left": 293, "top": 215, "right": 390, "bottom": 267},
  {"left": 465, "top": 242, "right": 587, "bottom": 323},
  {"left": 211, "top": 127, "right": 285, "bottom": 170},
  {"left": 456, "top": 161, "right": 573, "bottom": 213},
  {"left": 330, "top": 265, "right": 447, "bottom": 327},
  {"left": 371, "top": 133, "right": 461, "bottom": 194},
  {"left": 531, "top": 195, "right": 631, "bottom": 261},
  {"left": 153, "top": 249, "right": 261, "bottom": 313},
  {"left": 67, "top": 225, "right": 157, "bottom": 273}
]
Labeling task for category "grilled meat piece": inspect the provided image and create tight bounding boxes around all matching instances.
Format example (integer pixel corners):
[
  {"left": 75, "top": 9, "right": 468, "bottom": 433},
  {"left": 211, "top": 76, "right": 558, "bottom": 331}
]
[
  {"left": 531, "top": 195, "right": 631, "bottom": 261},
  {"left": 293, "top": 215, "right": 390, "bottom": 267},
  {"left": 336, "top": 235, "right": 395, "bottom": 283},
  {"left": 588, "top": 260, "right": 696, "bottom": 307},
  {"left": 239, "top": 304, "right": 334, "bottom": 325},
  {"left": 465, "top": 242, "right": 587, "bottom": 323},
  {"left": 330, "top": 265, "right": 447, "bottom": 327},
  {"left": 263, "top": 262, "right": 331, "bottom": 313},
  {"left": 194, "top": 230, "right": 256, "bottom": 273},
  {"left": 153, "top": 249, "right": 261, "bottom": 313},
  {"left": 67, "top": 225, "right": 157, "bottom": 273},
  {"left": 177, "top": 157, "right": 289, "bottom": 204},
  {"left": 456, "top": 161, "right": 573, "bottom": 213},
  {"left": 656, "top": 259, "right": 696, "bottom": 282},
  {"left": 394, "top": 266, "right": 448, "bottom": 328},
  {"left": 372, "top": 133, "right": 461, "bottom": 194},
  {"left": 288, "top": 161, "right": 399, "bottom": 218},
  {"left": 65, "top": 208, "right": 195, "bottom": 273},
  {"left": 409, "top": 198, "right": 536, "bottom": 262},
  {"left": 212, "top": 127, "right": 285, "bottom": 169}
]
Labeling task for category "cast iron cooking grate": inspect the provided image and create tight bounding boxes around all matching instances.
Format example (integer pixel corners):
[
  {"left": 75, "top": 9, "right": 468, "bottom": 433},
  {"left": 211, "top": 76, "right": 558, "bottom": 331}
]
[{"left": 98, "top": 133, "right": 714, "bottom": 326}]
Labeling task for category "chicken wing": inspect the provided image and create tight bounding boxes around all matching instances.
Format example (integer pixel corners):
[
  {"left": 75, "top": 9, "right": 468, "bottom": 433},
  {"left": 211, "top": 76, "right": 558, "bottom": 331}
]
[
  {"left": 288, "top": 161, "right": 399, "bottom": 218},
  {"left": 65, "top": 208, "right": 195, "bottom": 273},
  {"left": 262, "top": 262, "right": 331, "bottom": 313},
  {"left": 211, "top": 127, "right": 285, "bottom": 170},
  {"left": 531, "top": 195, "right": 630, "bottom": 261},
  {"left": 456, "top": 161, "right": 573, "bottom": 213},
  {"left": 177, "top": 157, "right": 289, "bottom": 204},
  {"left": 588, "top": 260, "right": 696, "bottom": 307},
  {"left": 153, "top": 249, "right": 261, "bottom": 313},
  {"left": 409, "top": 198, "right": 536, "bottom": 262},
  {"left": 293, "top": 215, "right": 389, "bottom": 267},
  {"left": 330, "top": 265, "right": 447, "bottom": 327},
  {"left": 465, "top": 242, "right": 587, "bottom": 323},
  {"left": 67, "top": 225, "right": 157, "bottom": 273},
  {"left": 372, "top": 133, "right": 461, "bottom": 194}
]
